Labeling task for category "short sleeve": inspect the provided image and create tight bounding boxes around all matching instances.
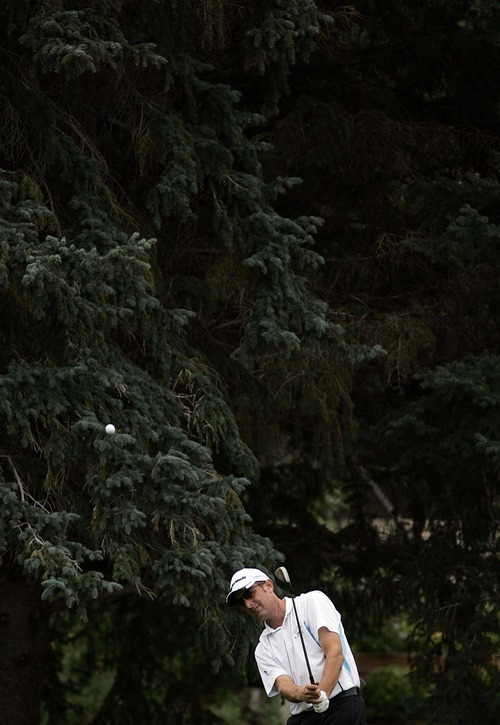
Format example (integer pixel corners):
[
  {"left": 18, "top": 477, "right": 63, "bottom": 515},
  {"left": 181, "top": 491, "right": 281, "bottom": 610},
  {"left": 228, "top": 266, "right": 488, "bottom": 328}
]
[
  {"left": 303, "top": 590, "right": 342, "bottom": 641},
  {"left": 255, "top": 639, "right": 288, "bottom": 697}
]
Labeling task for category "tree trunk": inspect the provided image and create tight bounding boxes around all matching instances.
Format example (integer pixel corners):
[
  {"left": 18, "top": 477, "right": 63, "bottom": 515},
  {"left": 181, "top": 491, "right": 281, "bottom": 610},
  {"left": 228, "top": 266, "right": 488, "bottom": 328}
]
[{"left": 0, "top": 560, "right": 50, "bottom": 725}]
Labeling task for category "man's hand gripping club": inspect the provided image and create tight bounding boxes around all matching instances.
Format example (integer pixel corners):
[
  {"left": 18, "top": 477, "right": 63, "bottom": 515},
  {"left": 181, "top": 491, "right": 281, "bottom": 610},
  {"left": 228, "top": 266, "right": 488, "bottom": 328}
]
[{"left": 303, "top": 683, "right": 330, "bottom": 713}]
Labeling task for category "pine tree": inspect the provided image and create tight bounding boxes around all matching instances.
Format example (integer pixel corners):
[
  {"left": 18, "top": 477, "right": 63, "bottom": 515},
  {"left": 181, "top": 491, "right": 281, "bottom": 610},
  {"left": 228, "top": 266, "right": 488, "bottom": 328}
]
[
  {"left": 257, "top": 2, "right": 500, "bottom": 722},
  {"left": 3, "top": 1, "right": 499, "bottom": 722},
  {"left": 0, "top": 1, "right": 357, "bottom": 722},
  {"left": 369, "top": 354, "right": 500, "bottom": 724},
  {"left": 0, "top": 170, "right": 276, "bottom": 721}
]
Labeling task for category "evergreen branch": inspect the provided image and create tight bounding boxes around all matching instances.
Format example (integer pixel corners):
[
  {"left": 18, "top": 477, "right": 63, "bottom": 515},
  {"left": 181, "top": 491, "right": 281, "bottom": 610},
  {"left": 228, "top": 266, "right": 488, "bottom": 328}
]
[{"left": 2, "top": 455, "right": 26, "bottom": 503}]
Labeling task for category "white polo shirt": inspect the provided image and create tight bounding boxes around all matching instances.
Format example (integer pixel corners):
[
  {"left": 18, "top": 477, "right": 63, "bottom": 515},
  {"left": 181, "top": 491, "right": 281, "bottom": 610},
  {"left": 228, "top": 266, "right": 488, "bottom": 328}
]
[{"left": 255, "top": 591, "right": 360, "bottom": 716}]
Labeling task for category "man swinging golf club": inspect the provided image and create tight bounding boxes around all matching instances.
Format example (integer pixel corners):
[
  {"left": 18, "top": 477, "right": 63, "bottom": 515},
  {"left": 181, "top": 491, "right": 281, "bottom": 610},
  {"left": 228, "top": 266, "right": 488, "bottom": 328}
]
[{"left": 226, "top": 566, "right": 366, "bottom": 724}]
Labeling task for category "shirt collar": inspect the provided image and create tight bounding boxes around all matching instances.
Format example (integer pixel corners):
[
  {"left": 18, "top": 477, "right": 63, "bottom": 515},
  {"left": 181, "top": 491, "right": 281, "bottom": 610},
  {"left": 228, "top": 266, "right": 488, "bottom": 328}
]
[{"left": 260, "top": 597, "right": 293, "bottom": 636}]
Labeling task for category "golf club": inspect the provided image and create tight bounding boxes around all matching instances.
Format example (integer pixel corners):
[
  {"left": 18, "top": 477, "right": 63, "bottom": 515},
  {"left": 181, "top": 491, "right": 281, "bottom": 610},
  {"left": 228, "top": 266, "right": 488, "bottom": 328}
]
[{"left": 275, "top": 566, "right": 315, "bottom": 685}]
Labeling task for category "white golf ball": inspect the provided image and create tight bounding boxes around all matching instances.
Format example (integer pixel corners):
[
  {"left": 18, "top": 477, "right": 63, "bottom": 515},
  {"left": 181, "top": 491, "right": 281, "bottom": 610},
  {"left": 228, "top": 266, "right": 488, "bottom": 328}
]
[{"left": 105, "top": 423, "right": 116, "bottom": 435}]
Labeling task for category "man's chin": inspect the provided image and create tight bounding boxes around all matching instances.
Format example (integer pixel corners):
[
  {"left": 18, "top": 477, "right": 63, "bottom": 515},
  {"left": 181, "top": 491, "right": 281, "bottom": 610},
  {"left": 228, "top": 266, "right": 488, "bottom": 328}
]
[{"left": 250, "top": 608, "right": 265, "bottom": 620}]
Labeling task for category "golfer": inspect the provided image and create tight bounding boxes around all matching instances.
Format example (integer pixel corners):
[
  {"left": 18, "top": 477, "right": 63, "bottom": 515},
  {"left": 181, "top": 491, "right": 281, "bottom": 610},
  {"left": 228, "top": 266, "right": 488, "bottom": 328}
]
[{"left": 227, "top": 567, "right": 366, "bottom": 724}]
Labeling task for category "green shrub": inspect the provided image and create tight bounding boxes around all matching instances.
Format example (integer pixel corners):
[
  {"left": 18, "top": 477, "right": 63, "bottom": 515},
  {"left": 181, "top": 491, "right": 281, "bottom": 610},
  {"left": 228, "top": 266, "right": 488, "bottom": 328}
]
[{"left": 363, "top": 665, "right": 427, "bottom": 723}]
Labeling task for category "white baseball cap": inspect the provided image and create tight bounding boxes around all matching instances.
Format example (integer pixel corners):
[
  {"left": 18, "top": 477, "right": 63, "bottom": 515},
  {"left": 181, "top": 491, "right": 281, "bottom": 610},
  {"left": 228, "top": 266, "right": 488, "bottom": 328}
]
[{"left": 226, "top": 567, "right": 270, "bottom": 606}]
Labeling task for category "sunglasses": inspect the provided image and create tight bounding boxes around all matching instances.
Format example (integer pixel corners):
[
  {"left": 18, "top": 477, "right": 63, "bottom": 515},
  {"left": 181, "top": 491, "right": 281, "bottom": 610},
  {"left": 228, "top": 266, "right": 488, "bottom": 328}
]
[{"left": 237, "top": 583, "right": 265, "bottom": 602}]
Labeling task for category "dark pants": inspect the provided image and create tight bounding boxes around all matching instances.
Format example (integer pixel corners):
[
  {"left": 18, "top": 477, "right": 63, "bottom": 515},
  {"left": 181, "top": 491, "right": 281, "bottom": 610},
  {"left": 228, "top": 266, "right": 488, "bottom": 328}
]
[{"left": 287, "top": 692, "right": 366, "bottom": 725}]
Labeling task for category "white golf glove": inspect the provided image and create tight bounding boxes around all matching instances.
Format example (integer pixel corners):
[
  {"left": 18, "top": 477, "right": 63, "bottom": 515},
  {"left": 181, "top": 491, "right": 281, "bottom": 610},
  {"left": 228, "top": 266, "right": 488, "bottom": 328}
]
[{"left": 312, "top": 691, "right": 329, "bottom": 713}]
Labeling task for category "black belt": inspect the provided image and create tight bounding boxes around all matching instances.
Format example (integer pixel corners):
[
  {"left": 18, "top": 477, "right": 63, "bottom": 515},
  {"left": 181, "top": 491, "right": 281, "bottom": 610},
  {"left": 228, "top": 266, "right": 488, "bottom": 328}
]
[{"left": 331, "top": 686, "right": 360, "bottom": 701}]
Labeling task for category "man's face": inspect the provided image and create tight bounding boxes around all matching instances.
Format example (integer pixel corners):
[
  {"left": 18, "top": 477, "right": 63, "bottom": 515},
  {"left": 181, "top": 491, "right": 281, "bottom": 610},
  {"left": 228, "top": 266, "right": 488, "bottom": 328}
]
[{"left": 239, "top": 581, "right": 274, "bottom": 621}]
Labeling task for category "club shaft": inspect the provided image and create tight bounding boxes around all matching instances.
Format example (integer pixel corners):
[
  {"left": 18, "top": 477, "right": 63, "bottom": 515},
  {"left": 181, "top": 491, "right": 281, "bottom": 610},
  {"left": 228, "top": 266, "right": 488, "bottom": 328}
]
[
  {"left": 274, "top": 567, "right": 315, "bottom": 684},
  {"left": 291, "top": 598, "right": 315, "bottom": 684}
]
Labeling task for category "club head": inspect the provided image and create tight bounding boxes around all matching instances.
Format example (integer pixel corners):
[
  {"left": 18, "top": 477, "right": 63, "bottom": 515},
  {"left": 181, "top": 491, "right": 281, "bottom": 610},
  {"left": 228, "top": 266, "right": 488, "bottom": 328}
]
[{"left": 274, "top": 566, "right": 291, "bottom": 584}]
